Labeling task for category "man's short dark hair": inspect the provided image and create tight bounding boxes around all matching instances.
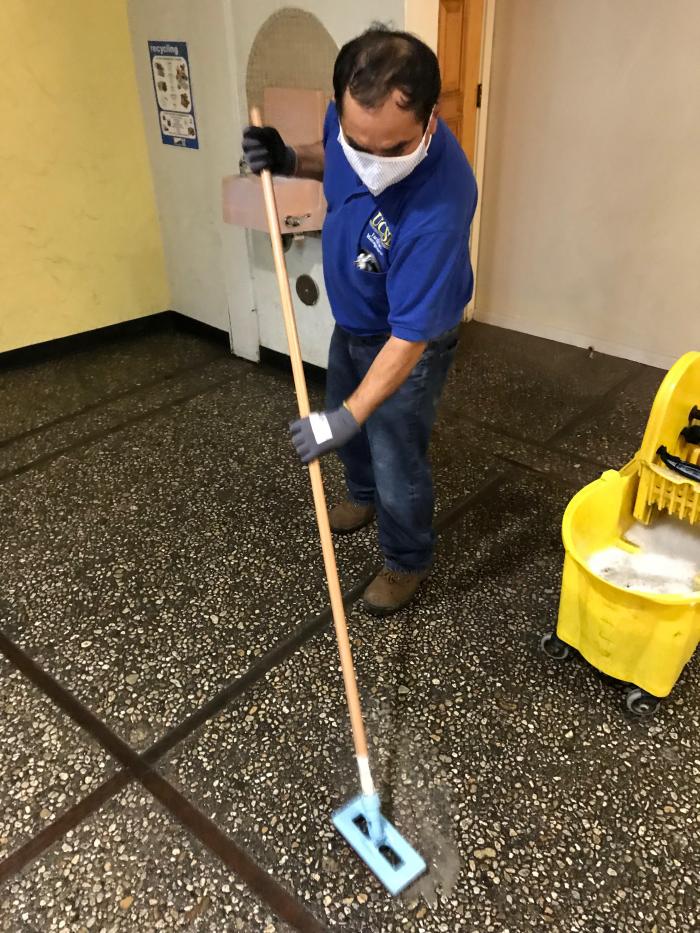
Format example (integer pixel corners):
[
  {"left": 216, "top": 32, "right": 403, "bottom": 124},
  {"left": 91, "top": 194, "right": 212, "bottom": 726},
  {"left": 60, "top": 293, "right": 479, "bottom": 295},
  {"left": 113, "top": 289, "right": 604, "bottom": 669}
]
[{"left": 333, "top": 26, "right": 441, "bottom": 128}]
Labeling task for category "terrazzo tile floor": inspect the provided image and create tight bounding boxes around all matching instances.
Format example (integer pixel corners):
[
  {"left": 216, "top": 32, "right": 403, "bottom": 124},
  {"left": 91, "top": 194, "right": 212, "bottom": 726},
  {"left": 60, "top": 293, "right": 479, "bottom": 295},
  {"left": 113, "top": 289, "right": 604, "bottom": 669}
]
[
  {"left": 0, "top": 316, "right": 224, "bottom": 439},
  {"left": 1, "top": 785, "right": 292, "bottom": 933},
  {"left": 0, "top": 658, "right": 114, "bottom": 859},
  {"left": 1, "top": 316, "right": 697, "bottom": 932}
]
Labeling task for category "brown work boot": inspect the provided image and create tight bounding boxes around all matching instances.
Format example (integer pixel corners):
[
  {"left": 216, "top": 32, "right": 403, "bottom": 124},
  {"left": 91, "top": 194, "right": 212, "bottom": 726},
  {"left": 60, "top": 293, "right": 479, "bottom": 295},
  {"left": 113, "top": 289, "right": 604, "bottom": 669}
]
[
  {"left": 329, "top": 500, "right": 375, "bottom": 534},
  {"left": 362, "top": 566, "right": 429, "bottom": 616}
]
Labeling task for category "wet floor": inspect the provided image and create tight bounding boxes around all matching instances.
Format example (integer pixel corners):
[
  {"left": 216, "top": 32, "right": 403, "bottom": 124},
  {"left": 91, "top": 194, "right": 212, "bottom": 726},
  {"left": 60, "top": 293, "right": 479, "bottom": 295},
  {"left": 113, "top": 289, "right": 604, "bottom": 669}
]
[{"left": 1, "top": 315, "right": 696, "bottom": 932}]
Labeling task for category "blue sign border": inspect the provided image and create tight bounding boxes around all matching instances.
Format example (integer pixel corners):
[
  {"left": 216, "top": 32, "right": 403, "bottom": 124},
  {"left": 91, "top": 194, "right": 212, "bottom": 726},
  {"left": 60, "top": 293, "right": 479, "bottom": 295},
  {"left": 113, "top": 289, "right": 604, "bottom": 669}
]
[{"left": 148, "top": 40, "right": 199, "bottom": 149}]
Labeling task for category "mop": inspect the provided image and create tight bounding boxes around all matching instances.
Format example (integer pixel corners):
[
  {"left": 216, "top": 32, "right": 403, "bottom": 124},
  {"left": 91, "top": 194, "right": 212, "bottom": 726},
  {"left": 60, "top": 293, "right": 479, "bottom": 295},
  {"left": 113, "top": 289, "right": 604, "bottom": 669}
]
[{"left": 251, "top": 108, "right": 426, "bottom": 895}]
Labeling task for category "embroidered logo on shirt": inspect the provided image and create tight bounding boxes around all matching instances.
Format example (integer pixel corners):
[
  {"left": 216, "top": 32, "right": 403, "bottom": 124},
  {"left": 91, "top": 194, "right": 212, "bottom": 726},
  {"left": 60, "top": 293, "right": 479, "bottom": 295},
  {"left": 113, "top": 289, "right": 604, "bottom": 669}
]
[
  {"left": 365, "top": 231, "right": 386, "bottom": 259},
  {"left": 369, "top": 211, "right": 393, "bottom": 248}
]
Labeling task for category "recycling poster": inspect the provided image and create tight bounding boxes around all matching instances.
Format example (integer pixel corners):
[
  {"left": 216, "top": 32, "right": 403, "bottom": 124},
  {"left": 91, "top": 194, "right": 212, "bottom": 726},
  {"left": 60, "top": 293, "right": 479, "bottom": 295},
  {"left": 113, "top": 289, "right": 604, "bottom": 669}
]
[{"left": 148, "top": 41, "right": 199, "bottom": 149}]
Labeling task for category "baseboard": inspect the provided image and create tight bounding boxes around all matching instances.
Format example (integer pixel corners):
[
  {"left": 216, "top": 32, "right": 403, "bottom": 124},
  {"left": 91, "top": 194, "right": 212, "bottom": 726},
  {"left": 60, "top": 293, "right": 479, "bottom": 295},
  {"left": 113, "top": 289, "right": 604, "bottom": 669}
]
[
  {"left": 0, "top": 311, "right": 229, "bottom": 369},
  {"left": 168, "top": 311, "right": 230, "bottom": 347},
  {"left": 473, "top": 309, "right": 675, "bottom": 371}
]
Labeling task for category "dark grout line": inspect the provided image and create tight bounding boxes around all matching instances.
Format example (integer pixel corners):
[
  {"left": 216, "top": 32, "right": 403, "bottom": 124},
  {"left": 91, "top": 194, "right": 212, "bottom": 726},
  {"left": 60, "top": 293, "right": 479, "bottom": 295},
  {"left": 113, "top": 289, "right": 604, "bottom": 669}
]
[
  {"left": 481, "top": 369, "right": 652, "bottom": 495},
  {"left": 0, "top": 356, "right": 225, "bottom": 453},
  {"left": 443, "top": 408, "right": 607, "bottom": 472},
  {"left": 0, "top": 355, "right": 634, "bottom": 904},
  {"left": 0, "top": 371, "right": 239, "bottom": 486},
  {"left": 457, "top": 415, "right": 608, "bottom": 473},
  {"left": 545, "top": 365, "right": 651, "bottom": 446},
  {"left": 442, "top": 425, "right": 594, "bottom": 493},
  {"left": 0, "top": 629, "right": 326, "bottom": 932},
  {"left": 0, "top": 407, "right": 607, "bottom": 921},
  {"left": 144, "top": 570, "right": 377, "bottom": 764},
  {"left": 489, "top": 453, "right": 591, "bottom": 490},
  {"left": 0, "top": 467, "right": 508, "bottom": 903},
  {"left": 0, "top": 329, "right": 656, "bottom": 925},
  {"left": 0, "top": 337, "right": 635, "bottom": 491},
  {"left": 0, "top": 362, "right": 633, "bottom": 913},
  {"left": 0, "top": 772, "right": 131, "bottom": 884},
  {"left": 0, "top": 629, "right": 140, "bottom": 776},
  {"left": 139, "top": 772, "right": 329, "bottom": 932},
  {"left": 443, "top": 365, "right": 650, "bottom": 477},
  {"left": 147, "top": 470, "right": 512, "bottom": 765},
  {"left": 434, "top": 469, "right": 510, "bottom": 533},
  {"left": 489, "top": 365, "right": 658, "bottom": 487}
]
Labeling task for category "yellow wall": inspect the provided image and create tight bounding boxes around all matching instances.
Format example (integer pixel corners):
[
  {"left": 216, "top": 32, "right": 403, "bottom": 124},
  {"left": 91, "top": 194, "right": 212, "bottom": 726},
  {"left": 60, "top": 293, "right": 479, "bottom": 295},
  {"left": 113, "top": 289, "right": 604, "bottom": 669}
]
[{"left": 1, "top": 0, "right": 169, "bottom": 354}]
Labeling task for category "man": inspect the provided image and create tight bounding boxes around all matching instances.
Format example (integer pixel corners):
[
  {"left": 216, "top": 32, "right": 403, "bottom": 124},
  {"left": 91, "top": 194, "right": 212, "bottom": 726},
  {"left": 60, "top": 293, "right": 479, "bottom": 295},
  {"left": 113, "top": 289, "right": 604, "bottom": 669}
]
[{"left": 243, "top": 27, "right": 477, "bottom": 615}]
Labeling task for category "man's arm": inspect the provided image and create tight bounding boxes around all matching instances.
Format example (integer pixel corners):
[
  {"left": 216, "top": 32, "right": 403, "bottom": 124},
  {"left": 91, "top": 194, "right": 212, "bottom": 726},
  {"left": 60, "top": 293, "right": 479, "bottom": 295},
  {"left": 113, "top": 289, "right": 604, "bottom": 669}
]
[
  {"left": 344, "top": 336, "right": 426, "bottom": 424},
  {"left": 293, "top": 142, "right": 324, "bottom": 181},
  {"left": 289, "top": 337, "right": 426, "bottom": 465}
]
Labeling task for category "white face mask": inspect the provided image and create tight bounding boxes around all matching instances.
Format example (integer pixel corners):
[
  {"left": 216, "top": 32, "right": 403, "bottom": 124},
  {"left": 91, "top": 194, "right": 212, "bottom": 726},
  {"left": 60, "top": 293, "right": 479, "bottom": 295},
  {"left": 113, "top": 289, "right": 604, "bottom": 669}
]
[{"left": 338, "top": 109, "right": 435, "bottom": 197}]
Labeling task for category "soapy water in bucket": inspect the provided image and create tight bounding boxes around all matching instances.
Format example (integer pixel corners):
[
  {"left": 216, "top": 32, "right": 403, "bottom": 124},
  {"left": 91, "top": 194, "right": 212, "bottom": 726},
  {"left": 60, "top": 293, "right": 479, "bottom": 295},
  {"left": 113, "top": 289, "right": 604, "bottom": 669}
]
[{"left": 587, "top": 513, "right": 700, "bottom": 596}]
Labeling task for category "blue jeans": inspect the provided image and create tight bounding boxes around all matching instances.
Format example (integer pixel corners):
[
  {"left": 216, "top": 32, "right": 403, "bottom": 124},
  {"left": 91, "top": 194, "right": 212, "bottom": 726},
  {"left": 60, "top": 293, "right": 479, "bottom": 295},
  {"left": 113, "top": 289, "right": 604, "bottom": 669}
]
[{"left": 326, "top": 324, "right": 460, "bottom": 573}]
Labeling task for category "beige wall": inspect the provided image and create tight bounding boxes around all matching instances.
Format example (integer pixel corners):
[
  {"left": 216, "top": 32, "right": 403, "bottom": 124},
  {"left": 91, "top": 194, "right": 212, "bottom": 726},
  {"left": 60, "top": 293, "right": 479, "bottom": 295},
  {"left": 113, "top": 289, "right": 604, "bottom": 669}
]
[{"left": 475, "top": 0, "right": 700, "bottom": 368}]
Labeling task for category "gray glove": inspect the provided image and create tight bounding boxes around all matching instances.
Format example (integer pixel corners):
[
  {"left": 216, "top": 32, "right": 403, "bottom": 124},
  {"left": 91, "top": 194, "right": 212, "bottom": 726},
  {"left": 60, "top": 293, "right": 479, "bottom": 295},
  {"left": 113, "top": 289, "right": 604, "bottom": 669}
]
[{"left": 290, "top": 406, "right": 361, "bottom": 465}]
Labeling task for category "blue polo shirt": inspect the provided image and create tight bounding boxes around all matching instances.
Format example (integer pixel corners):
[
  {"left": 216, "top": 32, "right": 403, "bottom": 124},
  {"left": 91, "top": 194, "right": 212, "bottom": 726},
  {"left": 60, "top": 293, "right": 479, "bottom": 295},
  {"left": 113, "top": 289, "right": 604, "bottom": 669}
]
[{"left": 321, "top": 102, "right": 477, "bottom": 342}]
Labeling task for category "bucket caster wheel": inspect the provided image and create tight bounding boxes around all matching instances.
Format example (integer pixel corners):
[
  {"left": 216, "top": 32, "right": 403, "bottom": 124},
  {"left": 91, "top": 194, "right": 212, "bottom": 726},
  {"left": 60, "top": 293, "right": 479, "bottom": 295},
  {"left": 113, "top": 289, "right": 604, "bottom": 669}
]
[
  {"left": 624, "top": 687, "right": 660, "bottom": 718},
  {"left": 539, "top": 632, "right": 571, "bottom": 661}
]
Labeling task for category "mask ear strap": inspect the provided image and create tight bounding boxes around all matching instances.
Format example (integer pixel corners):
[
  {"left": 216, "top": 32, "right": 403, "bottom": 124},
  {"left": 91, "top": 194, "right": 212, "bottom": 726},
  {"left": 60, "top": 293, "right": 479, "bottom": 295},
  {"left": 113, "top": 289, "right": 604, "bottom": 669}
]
[{"left": 424, "top": 106, "right": 436, "bottom": 149}]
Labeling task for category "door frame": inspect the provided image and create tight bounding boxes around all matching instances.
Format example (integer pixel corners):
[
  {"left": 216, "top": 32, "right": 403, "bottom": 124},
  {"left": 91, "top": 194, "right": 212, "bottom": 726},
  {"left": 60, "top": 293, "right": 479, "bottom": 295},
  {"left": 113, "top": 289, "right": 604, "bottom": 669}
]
[
  {"left": 466, "top": 0, "right": 496, "bottom": 320},
  {"left": 221, "top": 0, "right": 261, "bottom": 360}
]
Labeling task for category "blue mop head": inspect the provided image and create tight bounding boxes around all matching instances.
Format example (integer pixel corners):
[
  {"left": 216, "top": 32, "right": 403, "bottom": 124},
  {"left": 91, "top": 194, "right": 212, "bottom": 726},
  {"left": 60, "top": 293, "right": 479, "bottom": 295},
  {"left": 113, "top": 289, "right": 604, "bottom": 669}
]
[{"left": 332, "top": 793, "right": 427, "bottom": 895}]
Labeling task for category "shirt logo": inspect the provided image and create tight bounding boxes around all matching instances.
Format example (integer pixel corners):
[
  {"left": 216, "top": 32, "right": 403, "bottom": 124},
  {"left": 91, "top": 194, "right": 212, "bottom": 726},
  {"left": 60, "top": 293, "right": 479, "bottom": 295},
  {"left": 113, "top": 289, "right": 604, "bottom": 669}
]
[{"left": 369, "top": 211, "right": 393, "bottom": 249}]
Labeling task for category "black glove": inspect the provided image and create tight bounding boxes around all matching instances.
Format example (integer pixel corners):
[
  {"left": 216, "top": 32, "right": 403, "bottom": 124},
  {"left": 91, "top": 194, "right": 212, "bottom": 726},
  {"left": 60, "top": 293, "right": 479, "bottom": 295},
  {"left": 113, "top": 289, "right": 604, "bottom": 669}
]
[
  {"left": 242, "top": 125, "right": 296, "bottom": 176},
  {"left": 290, "top": 407, "right": 361, "bottom": 465}
]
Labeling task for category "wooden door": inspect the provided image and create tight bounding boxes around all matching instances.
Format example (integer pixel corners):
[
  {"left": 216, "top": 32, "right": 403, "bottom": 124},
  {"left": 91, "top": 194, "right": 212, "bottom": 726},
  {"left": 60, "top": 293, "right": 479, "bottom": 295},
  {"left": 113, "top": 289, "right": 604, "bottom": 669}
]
[{"left": 438, "top": 0, "right": 484, "bottom": 165}]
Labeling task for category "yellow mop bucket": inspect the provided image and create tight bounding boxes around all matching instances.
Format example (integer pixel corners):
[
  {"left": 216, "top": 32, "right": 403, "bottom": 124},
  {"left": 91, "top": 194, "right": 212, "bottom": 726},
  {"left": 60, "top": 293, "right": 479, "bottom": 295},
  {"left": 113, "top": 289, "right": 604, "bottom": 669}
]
[{"left": 541, "top": 352, "right": 700, "bottom": 716}]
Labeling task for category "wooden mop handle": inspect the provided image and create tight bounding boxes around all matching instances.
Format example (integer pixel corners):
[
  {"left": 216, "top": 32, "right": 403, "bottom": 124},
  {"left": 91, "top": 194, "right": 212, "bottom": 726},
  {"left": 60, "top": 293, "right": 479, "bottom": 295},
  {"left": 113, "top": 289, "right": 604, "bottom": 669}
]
[{"left": 250, "top": 108, "right": 370, "bottom": 765}]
